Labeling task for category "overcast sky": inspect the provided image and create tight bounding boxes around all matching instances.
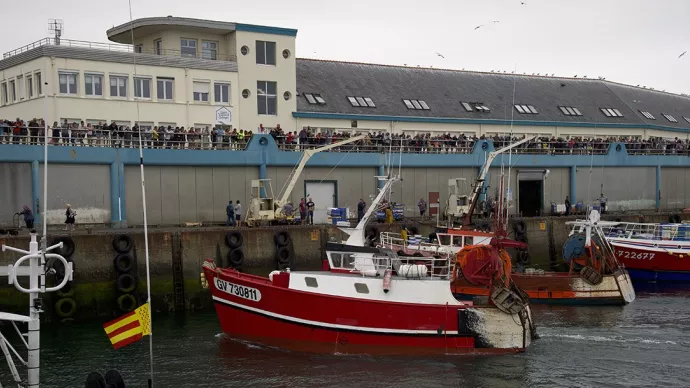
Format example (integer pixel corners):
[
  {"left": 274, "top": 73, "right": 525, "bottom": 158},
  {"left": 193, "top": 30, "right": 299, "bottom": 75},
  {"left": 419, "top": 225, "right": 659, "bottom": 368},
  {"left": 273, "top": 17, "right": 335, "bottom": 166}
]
[{"left": 3, "top": 0, "right": 689, "bottom": 94}]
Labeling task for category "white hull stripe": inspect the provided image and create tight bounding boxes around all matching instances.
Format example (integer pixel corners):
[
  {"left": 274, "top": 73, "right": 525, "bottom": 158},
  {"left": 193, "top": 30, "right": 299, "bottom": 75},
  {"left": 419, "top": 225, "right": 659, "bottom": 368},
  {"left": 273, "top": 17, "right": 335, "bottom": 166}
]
[
  {"left": 609, "top": 239, "right": 690, "bottom": 250},
  {"left": 212, "top": 295, "right": 472, "bottom": 336}
]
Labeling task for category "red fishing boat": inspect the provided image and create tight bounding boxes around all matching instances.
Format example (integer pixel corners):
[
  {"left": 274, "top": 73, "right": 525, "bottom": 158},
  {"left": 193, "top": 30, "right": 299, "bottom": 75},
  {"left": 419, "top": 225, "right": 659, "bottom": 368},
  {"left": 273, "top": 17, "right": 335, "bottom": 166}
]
[{"left": 202, "top": 178, "right": 536, "bottom": 355}]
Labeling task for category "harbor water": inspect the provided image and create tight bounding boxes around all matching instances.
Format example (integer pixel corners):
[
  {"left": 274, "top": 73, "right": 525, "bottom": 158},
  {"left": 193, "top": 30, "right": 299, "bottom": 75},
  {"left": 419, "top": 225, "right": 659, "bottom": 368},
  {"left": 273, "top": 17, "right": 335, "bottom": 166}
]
[{"left": 2, "top": 285, "right": 689, "bottom": 388}]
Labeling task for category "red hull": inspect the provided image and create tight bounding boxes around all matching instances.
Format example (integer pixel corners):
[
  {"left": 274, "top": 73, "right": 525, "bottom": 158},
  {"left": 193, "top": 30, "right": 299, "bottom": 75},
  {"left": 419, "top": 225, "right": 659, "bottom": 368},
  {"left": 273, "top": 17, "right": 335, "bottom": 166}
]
[
  {"left": 610, "top": 243, "right": 690, "bottom": 273},
  {"left": 205, "top": 269, "right": 527, "bottom": 355}
]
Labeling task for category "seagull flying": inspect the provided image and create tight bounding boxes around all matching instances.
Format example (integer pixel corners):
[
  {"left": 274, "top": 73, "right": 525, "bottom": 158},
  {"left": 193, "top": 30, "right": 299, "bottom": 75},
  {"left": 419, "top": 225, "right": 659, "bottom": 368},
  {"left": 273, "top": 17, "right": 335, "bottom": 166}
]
[
  {"left": 474, "top": 25, "right": 484, "bottom": 30},
  {"left": 492, "top": 20, "right": 500, "bottom": 23},
  {"left": 679, "top": 51, "right": 687, "bottom": 59},
  {"left": 435, "top": 52, "right": 445, "bottom": 59},
  {"left": 521, "top": 1, "right": 526, "bottom": 4}
]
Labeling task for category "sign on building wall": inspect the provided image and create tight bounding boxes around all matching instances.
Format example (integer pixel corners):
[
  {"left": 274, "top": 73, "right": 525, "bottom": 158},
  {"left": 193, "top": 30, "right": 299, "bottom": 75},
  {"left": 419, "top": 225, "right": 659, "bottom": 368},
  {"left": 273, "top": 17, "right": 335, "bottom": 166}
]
[{"left": 215, "top": 107, "right": 232, "bottom": 125}]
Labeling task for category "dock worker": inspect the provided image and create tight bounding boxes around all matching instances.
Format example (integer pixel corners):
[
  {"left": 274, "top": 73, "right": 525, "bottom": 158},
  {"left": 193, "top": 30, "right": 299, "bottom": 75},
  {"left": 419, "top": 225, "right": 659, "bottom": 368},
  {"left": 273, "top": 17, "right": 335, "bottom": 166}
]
[
  {"left": 418, "top": 197, "right": 427, "bottom": 218},
  {"left": 306, "top": 197, "right": 315, "bottom": 225},
  {"left": 226, "top": 201, "right": 235, "bottom": 227},
  {"left": 299, "top": 198, "right": 307, "bottom": 224},
  {"left": 565, "top": 196, "right": 571, "bottom": 216},
  {"left": 234, "top": 200, "right": 242, "bottom": 226},
  {"left": 599, "top": 193, "right": 608, "bottom": 214},
  {"left": 385, "top": 206, "right": 394, "bottom": 224},
  {"left": 401, "top": 225, "right": 409, "bottom": 243},
  {"left": 17, "top": 205, "right": 34, "bottom": 229},
  {"left": 357, "top": 198, "right": 366, "bottom": 222}
]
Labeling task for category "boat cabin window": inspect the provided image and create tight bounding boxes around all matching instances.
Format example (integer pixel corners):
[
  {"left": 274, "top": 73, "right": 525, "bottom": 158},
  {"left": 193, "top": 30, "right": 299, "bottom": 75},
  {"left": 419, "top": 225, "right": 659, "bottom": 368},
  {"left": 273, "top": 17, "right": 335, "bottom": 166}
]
[
  {"left": 438, "top": 234, "right": 451, "bottom": 246},
  {"left": 304, "top": 277, "right": 319, "bottom": 288},
  {"left": 464, "top": 236, "right": 473, "bottom": 245},
  {"left": 329, "top": 253, "right": 356, "bottom": 269},
  {"left": 452, "top": 236, "right": 463, "bottom": 247},
  {"left": 354, "top": 283, "right": 369, "bottom": 294}
]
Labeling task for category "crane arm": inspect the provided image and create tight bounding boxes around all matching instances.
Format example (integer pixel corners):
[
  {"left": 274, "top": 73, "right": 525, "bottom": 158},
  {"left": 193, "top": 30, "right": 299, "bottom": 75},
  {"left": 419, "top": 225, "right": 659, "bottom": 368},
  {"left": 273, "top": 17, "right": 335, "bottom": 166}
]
[
  {"left": 276, "top": 134, "right": 367, "bottom": 208},
  {"left": 463, "top": 136, "right": 536, "bottom": 226}
]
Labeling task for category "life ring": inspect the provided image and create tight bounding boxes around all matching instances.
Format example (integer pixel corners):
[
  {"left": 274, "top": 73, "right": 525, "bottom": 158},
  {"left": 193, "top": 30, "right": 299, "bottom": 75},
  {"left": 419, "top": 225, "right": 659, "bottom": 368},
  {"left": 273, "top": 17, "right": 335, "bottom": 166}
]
[
  {"left": 112, "top": 234, "right": 133, "bottom": 253},
  {"left": 57, "top": 280, "right": 75, "bottom": 298},
  {"left": 113, "top": 253, "right": 135, "bottom": 274},
  {"left": 115, "top": 273, "right": 137, "bottom": 293},
  {"left": 273, "top": 231, "right": 291, "bottom": 246},
  {"left": 52, "top": 236, "right": 75, "bottom": 257},
  {"left": 407, "top": 226, "right": 420, "bottom": 235},
  {"left": 117, "top": 294, "right": 137, "bottom": 313},
  {"left": 55, "top": 297, "right": 77, "bottom": 318},
  {"left": 481, "top": 141, "right": 489, "bottom": 150},
  {"left": 276, "top": 246, "right": 292, "bottom": 264},
  {"left": 225, "top": 231, "right": 243, "bottom": 249},
  {"left": 259, "top": 137, "right": 268, "bottom": 146},
  {"left": 227, "top": 249, "right": 245, "bottom": 268},
  {"left": 365, "top": 226, "right": 379, "bottom": 240},
  {"left": 513, "top": 220, "right": 527, "bottom": 234},
  {"left": 615, "top": 144, "right": 622, "bottom": 152}
]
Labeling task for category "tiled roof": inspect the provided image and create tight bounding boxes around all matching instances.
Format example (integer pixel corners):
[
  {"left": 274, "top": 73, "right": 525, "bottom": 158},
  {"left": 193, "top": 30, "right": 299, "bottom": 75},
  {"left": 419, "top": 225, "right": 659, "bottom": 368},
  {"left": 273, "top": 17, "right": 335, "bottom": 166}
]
[{"left": 295, "top": 58, "right": 690, "bottom": 129}]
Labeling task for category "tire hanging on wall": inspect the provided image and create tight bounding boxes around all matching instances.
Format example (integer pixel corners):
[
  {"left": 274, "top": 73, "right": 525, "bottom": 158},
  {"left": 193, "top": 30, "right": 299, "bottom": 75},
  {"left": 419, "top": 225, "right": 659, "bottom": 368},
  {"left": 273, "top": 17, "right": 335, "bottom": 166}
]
[
  {"left": 115, "top": 273, "right": 137, "bottom": 294},
  {"left": 225, "top": 231, "right": 244, "bottom": 249},
  {"left": 513, "top": 220, "right": 527, "bottom": 234},
  {"left": 112, "top": 234, "right": 134, "bottom": 253},
  {"left": 50, "top": 256, "right": 74, "bottom": 280},
  {"left": 55, "top": 298, "right": 77, "bottom": 318},
  {"left": 227, "top": 249, "right": 245, "bottom": 268},
  {"left": 273, "top": 231, "right": 291, "bottom": 246},
  {"left": 276, "top": 246, "right": 292, "bottom": 264},
  {"left": 52, "top": 236, "right": 75, "bottom": 257},
  {"left": 116, "top": 294, "right": 137, "bottom": 313},
  {"left": 113, "top": 253, "right": 135, "bottom": 274},
  {"left": 56, "top": 280, "right": 76, "bottom": 298}
]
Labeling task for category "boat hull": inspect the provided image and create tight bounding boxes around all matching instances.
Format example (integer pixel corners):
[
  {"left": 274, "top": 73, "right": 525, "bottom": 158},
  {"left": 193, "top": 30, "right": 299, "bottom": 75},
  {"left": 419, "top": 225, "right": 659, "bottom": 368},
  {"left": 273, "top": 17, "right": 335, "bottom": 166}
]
[
  {"left": 453, "top": 269, "right": 635, "bottom": 306},
  {"left": 205, "top": 268, "right": 532, "bottom": 355},
  {"left": 608, "top": 239, "right": 690, "bottom": 282}
]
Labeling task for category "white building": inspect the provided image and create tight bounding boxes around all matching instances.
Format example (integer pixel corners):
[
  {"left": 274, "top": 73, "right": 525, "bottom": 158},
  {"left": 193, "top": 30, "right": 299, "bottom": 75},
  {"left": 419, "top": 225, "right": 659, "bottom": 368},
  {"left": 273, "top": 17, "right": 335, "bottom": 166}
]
[{"left": 0, "top": 17, "right": 297, "bottom": 132}]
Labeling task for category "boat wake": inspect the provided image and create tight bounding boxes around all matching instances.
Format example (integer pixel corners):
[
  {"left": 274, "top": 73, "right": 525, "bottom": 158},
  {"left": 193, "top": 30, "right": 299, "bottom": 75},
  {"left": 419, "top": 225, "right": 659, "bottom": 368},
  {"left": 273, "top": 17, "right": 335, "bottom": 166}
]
[{"left": 539, "top": 333, "right": 680, "bottom": 346}]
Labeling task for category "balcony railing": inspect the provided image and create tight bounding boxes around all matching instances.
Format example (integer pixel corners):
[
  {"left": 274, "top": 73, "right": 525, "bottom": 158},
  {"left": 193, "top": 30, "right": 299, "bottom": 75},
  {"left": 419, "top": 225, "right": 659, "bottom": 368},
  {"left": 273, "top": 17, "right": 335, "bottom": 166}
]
[{"left": 3, "top": 38, "right": 236, "bottom": 62}]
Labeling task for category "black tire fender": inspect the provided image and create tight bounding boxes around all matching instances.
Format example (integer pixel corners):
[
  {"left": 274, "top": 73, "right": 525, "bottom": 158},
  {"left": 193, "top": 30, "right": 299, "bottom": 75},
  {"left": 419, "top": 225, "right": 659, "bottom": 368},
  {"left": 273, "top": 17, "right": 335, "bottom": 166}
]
[
  {"left": 56, "top": 280, "right": 76, "bottom": 298},
  {"left": 227, "top": 249, "right": 245, "bottom": 268},
  {"left": 113, "top": 253, "right": 135, "bottom": 274},
  {"left": 273, "top": 231, "right": 291, "bottom": 246},
  {"left": 225, "top": 231, "right": 243, "bottom": 249},
  {"left": 276, "top": 246, "right": 292, "bottom": 264},
  {"left": 55, "top": 297, "right": 77, "bottom": 318},
  {"left": 115, "top": 273, "right": 137, "bottom": 294},
  {"left": 52, "top": 236, "right": 75, "bottom": 257},
  {"left": 117, "top": 294, "right": 137, "bottom": 313},
  {"left": 112, "top": 234, "right": 133, "bottom": 253}
]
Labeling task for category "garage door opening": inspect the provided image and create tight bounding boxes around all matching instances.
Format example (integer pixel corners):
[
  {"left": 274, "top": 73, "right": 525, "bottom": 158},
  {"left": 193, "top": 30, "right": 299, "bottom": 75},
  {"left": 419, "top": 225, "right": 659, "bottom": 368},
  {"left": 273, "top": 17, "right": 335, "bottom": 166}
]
[{"left": 518, "top": 180, "right": 543, "bottom": 217}]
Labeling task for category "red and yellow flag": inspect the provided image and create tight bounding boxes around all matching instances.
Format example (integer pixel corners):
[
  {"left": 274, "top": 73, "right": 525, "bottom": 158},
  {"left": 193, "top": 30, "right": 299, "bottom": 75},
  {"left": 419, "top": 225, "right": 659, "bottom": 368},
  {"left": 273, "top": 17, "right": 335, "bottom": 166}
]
[{"left": 103, "top": 302, "right": 151, "bottom": 349}]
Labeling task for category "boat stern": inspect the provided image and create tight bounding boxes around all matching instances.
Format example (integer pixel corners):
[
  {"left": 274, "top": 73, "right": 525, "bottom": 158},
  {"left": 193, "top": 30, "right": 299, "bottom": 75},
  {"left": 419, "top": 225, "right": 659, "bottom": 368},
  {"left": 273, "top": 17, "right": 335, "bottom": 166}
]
[{"left": 461, "top": 302, "right": 535, "bottom": 351}]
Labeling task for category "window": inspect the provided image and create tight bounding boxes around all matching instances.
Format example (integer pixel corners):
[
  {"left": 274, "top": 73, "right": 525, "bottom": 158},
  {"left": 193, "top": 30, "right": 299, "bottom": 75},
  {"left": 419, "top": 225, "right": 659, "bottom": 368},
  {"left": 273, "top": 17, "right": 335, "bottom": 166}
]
[
  {"left": 242, "top": 89, "right": 250, "bottom": 98},
  {"left": 257, "top": 81, "right": 277, "bottom": 115},
  {"left": 202, "top": 41, "right": 217, "bottom": 60},
  {"left": 17, "top": 76, "right": 24, "bottom": 100},
  {"left": 639, "top": 110, "right": 656, "bottom": 120},
  {"left": 154, "top": 39, "right": 162, "bottom": 55},
  {"left": 157, "top": 78, "right": 174, "bottom": 100},
  {"left": 363, "top": 97, "right": 375, "bottom": 107},
  {"left": 514, "top": 104, "right": 538, "bottom": 114},
  {"left": 110, "top": 75, "right": 127, "bottom": 98},
  {"left": 348, "top": 96, "right": 360, "bottom": 107},
  {"left": 36, "top": 72, "right": 42, "bottom": 95},
  {"left": 214, "top": 82, "right": 230, "bottom": 104},
  {"left": 684, "top": 117, "right": 690, "bottom": 124},
  {"left": 662, "top": 113, "right": 677, "bottom": 123},
  {"left": 193, "top": 81, "right": 210, "bottom": 102},
  {"left": 58, "top": 72, "right": 77, "bottom": 95},
  {"left": 304, "top": 93, "right": 317, "bottom": 104},
  {"left": 9, "top": 80, "right": 16, "bottom": 101},
  {"left": 354, "top": 283, "right": 369, "bottom": 294},
  {"left": 180, "top": 39, "right": 197, "bottom": 57},
  {"left": 84, "top": 74, "right": 103, "bottom": 96},
  {"left": 346, "top": 96, "right": 374, "bottom": 107},
  {"left": 135, "top": 77, "right": 153, "bottom": 100},
  {"left": 1, "top": 83, "right": 7, "bottom": 104},
  {"left": 255, "top": 41, "right": 276, "bottom": 65},
  {"left": 282, "top": 49, "right": 291, "bottom": 59},
  {"left": 240, "top": 45, "right": 249, "bottom": 56},
  {"left": 27, "top": 76, "right": 33, "bottom": 98},
  {"left": 559, "top": 106, "right": 583, "bottom": 116},
  {"left": 304, "top": 277, "right": 318, "bottom": 288},
  {"left": 461, "top": 102, "right": 490, "bottom": 112},
  {"left": 356, "top": 97, "right": 367, "bottom": 106},
  {"left": 403, "top": 99, "right": 430, "bottom": 110},
  {"left": 283, "top": 91, "right": 291, "bottom": 100},
  {"left": 600, "top": 108, "right": 623, "bottom": 117},
  {"left": 135, "top": 44, "right": 143, "bottom": 54}
]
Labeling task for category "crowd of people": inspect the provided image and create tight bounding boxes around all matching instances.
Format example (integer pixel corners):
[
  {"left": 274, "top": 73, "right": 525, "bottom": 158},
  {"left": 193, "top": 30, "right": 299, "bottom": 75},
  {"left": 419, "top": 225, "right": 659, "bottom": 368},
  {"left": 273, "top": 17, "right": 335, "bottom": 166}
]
[{"left": 2, "top": 117, "right": 689, "bottom": 155}]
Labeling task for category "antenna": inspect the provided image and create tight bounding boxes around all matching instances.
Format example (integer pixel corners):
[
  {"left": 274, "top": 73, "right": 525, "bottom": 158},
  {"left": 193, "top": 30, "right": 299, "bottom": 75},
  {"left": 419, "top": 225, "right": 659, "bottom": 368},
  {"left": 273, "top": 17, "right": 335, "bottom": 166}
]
[{"left": 48, "top": 19, "right": 64, "bottom": 45}]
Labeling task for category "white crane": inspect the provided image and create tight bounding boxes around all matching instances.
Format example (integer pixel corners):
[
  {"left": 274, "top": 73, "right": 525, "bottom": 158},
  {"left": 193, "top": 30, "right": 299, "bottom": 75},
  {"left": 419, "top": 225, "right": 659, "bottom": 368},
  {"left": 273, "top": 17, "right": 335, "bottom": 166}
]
[{"left": 245, "top": 134, "right": 366, "bottom": 226}]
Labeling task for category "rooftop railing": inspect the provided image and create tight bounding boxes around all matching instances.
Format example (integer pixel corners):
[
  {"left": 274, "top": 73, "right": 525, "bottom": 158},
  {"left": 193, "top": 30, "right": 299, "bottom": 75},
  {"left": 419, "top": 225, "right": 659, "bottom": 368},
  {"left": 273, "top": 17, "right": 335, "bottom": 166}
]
[{"left": 3, "top": 38, "right": 237, "bottom": 61}]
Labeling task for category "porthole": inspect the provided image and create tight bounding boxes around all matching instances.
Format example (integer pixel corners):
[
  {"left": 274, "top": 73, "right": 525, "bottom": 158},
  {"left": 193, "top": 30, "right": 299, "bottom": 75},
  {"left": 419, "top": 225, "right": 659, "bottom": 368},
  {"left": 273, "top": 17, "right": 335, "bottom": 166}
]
[
  {"left": 242, "top": 89, "right": 250, "bottom": 99},
  {"left": 282, "top": 49, "right": 290, "bottom": 59},
  {"left": 283, "top": 91, "right": 291, "bottom": 101},
  {"left": 240, "top": 45, "right": 249, "bottom": 56}
]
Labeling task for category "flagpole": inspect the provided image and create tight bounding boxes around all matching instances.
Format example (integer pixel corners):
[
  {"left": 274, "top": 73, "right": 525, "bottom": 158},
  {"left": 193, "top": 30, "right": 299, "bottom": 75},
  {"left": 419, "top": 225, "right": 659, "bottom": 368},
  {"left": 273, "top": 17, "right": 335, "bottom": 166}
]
[{"left": 127, "top": 0, "right": 154, "bottom": 385}]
